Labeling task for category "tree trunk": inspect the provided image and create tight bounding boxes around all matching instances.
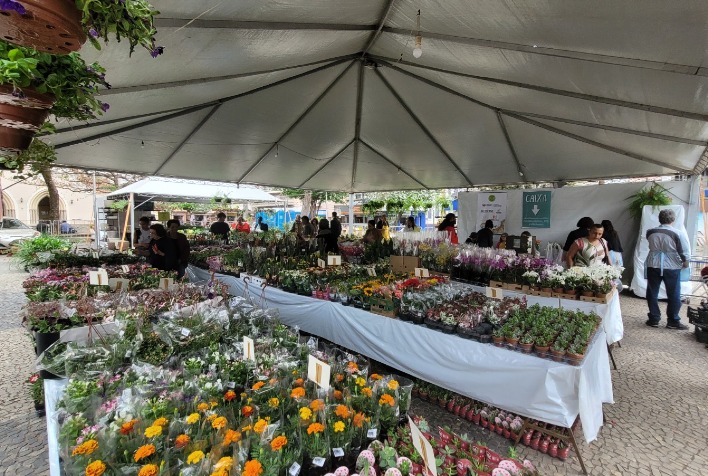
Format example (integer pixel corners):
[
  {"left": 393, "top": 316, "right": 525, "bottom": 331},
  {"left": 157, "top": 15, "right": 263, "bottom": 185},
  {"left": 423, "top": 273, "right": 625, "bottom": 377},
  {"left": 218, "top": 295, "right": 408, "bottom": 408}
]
[
  {"left": 40, "top": 167, "right": 61, "bottom": 222},
  {"left": 301, "top": 191, "right": 313, "bottom": 218}
]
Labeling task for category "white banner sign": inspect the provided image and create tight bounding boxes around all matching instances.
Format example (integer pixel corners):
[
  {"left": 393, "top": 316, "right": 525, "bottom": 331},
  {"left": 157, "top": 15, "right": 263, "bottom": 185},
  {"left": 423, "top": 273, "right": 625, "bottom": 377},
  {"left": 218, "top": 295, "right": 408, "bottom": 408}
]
[{"left": 476, "top": 192, "right": 507, "bottom": 233}]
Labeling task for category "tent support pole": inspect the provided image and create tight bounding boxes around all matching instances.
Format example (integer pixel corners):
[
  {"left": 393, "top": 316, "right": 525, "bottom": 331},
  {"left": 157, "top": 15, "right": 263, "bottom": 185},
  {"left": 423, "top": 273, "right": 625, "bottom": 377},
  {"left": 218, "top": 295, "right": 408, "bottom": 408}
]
[
  {"left": 351, "top": 61, "right": 365, "bottom": 189},
  {"left": 360, "top": 140, "right": 429, "bottom": 189},
  {"left": 348, "top": 193, "right": 354, "bottom": 235},
  {"left": 375, "top": 69, "right": 473, "bottom": 186},
  {"left": 237, "top": 60, "right": 357, "bottom": 183},
  {"left": 92, "top": 171, "right": 100, "bottom": 250},
  {"left": 129, "top": 193, "right": 135, "bottom": 250},
  {"left": 496, "top": 111, "right": 528, "bottom": 182}
]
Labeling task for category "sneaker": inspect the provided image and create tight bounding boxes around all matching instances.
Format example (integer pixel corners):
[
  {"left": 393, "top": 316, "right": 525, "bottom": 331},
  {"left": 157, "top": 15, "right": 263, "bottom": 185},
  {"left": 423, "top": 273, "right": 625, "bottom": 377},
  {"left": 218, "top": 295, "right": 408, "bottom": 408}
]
[
  {"left": 666, "top": 321, "right": 689, "bottom": 330},
  {"left": 645, "top": 320, "right": 659, "bottom": 328}
]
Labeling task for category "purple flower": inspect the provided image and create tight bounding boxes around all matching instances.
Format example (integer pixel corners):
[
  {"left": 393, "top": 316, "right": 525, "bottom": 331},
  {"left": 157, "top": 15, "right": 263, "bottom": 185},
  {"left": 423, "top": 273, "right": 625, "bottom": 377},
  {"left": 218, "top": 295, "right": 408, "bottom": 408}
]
[
  {"left": 0, "top": 0, "right": 26, "bottom": 15},
  {"left": 89, "top": 27, "right": 98, "bottom": 38},
  {"left": 100, "top": 102, "right": 110, "bottom": 112},
  {"left": 150, "top": 46, "right": 164, "bottom": 58}
]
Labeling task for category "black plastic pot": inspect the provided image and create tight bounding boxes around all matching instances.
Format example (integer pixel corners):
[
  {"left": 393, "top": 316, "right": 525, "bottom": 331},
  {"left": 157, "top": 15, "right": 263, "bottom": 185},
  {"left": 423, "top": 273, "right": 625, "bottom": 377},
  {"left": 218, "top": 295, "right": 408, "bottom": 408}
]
[{"left": 35, "top": 331, "right": 61, "bottom": 379}]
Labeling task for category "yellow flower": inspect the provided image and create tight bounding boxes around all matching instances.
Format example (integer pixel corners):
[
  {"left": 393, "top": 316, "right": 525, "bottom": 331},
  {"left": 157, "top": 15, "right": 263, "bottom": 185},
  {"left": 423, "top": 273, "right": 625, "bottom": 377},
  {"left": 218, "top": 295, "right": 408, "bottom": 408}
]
[
  {"left": 212, "top": 416, "right": 228, "bottom": 429},
  {"left": 207, "top": 414, "right": 218, "bottom": 422},
  {"left": 138, "top": 464, "right": 159, "bottom": 476},
  {"left": 387, "top": 380, "right": 399, "bottom": 390},
  {"left": 271, "top": 435, "right": 288, "bottom": 451},
  {"left": 211, "top": 471, "right": 228, "bottom": 476},
  {"left": 355, "top": 377, "right": 366, "bottom": 387},
  {"left": 333, "top": 421, "right": 346, "bottom": 433},
  {"left": 241, "top": 424, "right": 253, "bottom": 432},
  {"left": 268, "top": 397, "right": 280, "bottom": 408},
  {"left": 362, "top": 387, "right": 373, "bottom": 397},
  {"left": 72, "top": 439, "right": 98, "bottom": 456},
  {"left": 215, "top": 456, "right": 234, "bottom": 469},
  {"left": 244, "top": 460, "right": 264, "bottom": 476},
  {"left": 210, "top": 400, "right": 218, "bottom": 408},
  {"left": 85, "top": 460, "right": 106, "bottom": 476},
  {"left": 144, "top": 425, "right": 163, "bottom": 438},
  {"left": 152, "top": 417, "right": 168, "bottom": 427},
  {"left": 134, "top": 444, "right": 156, "bottom": 463},
  {"left": 299, "top": 407, "right": 313, "bottom": 420},
  {"left": 253, "top": 418, "right": 268, "bottom": 434},
  {"left": 186, "top": 413, "right": 200, "bottom": 424},
  {"left": 197, "top": 402, "right": 210, "bottom": 412},
  {"left": 187, "top": 450, "right": 205, "bottom": 465}
]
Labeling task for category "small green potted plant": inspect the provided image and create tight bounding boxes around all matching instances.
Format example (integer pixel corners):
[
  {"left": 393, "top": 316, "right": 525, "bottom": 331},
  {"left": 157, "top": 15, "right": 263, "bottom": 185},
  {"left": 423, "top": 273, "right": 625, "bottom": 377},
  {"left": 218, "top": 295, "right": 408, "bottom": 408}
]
[{"left": 27, "top": 372, "right": 45, "bottom": 416}]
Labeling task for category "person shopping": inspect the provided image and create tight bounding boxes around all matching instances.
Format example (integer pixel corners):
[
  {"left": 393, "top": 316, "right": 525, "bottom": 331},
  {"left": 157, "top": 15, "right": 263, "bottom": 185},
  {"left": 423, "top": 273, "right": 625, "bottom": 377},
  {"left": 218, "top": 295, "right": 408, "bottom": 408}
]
[
  {"left": 210, "top": 212, "right": 231, "bottom": 243},
  {"left": 645, "top": 209, "right": 690, "bottom": 329},
  {"left": 362, "top": 220, "right": 383, "bottom": 244},
  {"left": 316, "top": 218, "right": 338, "bottom": 255},
  {"left": 565, "top": 223, "right": 611, "bottom": 268},
  {"left": 403, "top": 216, "right": 420, "bottom": 232},
  {"left": 148, "top": 224, "right": 178, "bottom": 272},
  {"left": 438, "top": 213, "right": 459, "bottom": 244},
  {"left": 167, "top": 219, "right": 190, "bottom": 279},
  {"left": 601, "top": 219, "right": 623, "bottom": 267},
  {"left": 563, "top": 217, "right": 594, "bottom": 253},
  {"left": 476, "top": 220, "right": 494, "bottom": 248},
  {"left": 495, "top": 233, "right": 508, "bottom": 249}
]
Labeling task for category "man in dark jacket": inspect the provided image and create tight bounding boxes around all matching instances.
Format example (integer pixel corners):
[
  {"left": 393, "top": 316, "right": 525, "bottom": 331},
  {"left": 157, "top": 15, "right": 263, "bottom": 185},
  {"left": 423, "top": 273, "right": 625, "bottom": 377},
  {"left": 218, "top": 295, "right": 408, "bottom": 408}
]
[
  {"left": 167, "top": 219, "right": 190, "bottom": 279},
  {"left": 330, "top": 212, "right": 342, "bottom": 252},
  {"left": 477, "top": 220, "right": 494, "bottom": 248}
]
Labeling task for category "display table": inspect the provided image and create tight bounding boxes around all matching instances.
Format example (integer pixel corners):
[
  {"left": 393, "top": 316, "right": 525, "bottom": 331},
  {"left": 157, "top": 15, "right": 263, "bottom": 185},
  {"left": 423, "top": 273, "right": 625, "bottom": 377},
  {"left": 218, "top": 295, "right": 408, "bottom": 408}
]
[
  {"left": 45, "top": 378, "right": 67, "bottom": 476},
  {"left": 189, "top": 266, "right": 618, "bottom": 443}
]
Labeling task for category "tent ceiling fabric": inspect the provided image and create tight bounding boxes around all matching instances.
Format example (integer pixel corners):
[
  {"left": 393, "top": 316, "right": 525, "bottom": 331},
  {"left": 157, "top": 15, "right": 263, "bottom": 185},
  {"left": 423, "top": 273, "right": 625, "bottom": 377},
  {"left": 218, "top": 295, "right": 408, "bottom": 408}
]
[{"left": 49, "top": 0, "right": 708, "bottom": 191}]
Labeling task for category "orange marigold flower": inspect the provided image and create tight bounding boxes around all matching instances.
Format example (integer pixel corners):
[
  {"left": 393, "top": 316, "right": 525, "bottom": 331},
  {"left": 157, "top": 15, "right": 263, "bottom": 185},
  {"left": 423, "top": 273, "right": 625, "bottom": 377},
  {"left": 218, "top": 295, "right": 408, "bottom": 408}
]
[
  {"left": 223, "top": 429, "right": 241, "bottom": 445},
  {"left": 271, "top": 435, "right": 288, "bottom": 451},
  {"left": 134, "top": 444, "right": 156, "bottom": 463},
  {"left": 293, "top": 378, "right": 304, "bottom": 387},
  {"left": 362, "top": 387, "right": 373, "bottom": 397},
  {"left": 224, "top": 390, "right": 237, "bottom": 401},
  {"left": 370, "top": 373, "right": 382, "bottom": 381},
  {"left": 251, "top": 381, "right": 265, "bottom": 390},
  {"left": 197, "top": 402, "right": 210, "bottom": 412},
  {"left": 175, "top": 434, "right": 191, "bottom": 449},
  {"left": 120, "top": 419, "right": 138, "bottom": 434},
  {"left": 152, "top": 417, "right": 168, "bottom": 427},
  {"left": 241, "top": 405, "right": 254, "bottom": 417},
  {"left": 353, "top": 412, "right": 366, "bottom": 428},
  {"left": 269, "top": 378, "right": 278, "bottom": 385},
  {"left": 207, "top": 414, "right": 218, "bottom": 422},
  {"left": 333, "top": 390, "right": 343, "bottom": 400},
  {"left": 85, "top": 460, "right": 106, "bottom": 476},
  {"left": 335, "top": 373, "right": 344, "bottom": 382},
  {"left": 347, "top": 361, "right": 359, "bottom": 372},
  {"left": 290, "top": 387, "right": 305, "bottom": 399},
  {"left": 72, "top": 439, "right": 98, "bottom": 456},
  {"left": 379, "top": 394, "right": 395, "bottom": 407},
  {"left": 307, "top": 422, "right": 325, "bottom": 435},
  {"left": 138, "top": 464, "right": 159, "bottom": 476},
  {"left": 309, "top": 399, "right": 325, "bottom": 411},
  {"left": 212, "top": 416, "right": 228, "bottom": 429},
  {"left": 243, "top": 460, "right": 264, "bottom": 476},
  {"left": 335, "top": 405, "right": 351, "bottom": 419},
  {"left": 253, "top": 418, "right": 268, "bottom": 434}
]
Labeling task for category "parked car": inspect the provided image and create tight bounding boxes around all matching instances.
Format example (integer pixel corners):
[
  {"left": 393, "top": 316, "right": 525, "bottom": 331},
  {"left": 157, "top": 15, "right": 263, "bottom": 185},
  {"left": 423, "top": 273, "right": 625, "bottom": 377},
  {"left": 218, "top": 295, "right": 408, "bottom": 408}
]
[{"left": 0, "top": 217, "right": 40, "bottom": 250}]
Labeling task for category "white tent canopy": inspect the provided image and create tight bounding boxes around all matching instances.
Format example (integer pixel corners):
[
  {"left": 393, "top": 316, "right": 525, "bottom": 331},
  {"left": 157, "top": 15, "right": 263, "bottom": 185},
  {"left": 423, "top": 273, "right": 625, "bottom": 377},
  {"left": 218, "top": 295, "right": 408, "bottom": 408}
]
[
  {"left": 107, "top": 177, "right": 280, "bottom": 203},
  {"left": 49, "top": 1, "right": 708, "bottom": 191}
]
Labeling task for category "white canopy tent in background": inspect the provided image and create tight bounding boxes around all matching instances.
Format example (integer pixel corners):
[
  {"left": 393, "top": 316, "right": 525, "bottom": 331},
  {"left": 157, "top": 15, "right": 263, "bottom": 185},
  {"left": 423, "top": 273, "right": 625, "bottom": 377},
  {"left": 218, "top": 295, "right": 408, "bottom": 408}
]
[
  {"left": 107, "top": 177, "right": 280, "bottom": 203},
  {"left": 45, "top": 1, "right": 708, "bottom": 190}
]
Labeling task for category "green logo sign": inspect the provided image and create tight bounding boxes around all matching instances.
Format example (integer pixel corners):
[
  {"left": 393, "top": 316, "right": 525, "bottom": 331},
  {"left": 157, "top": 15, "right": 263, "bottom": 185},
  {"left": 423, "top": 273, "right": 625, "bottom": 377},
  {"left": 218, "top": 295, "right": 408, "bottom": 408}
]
[
  {"left": 488, "top": 195, "right": 496, "bottom": 202},
  {"left": 522, "top": 191, "right": 551, "bottom": 228}
]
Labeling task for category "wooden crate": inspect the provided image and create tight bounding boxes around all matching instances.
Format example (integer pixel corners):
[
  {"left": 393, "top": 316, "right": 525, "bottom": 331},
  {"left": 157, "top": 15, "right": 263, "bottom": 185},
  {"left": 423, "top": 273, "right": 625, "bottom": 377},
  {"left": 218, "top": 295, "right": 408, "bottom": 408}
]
[
  {"left": 579, "top": 289, "right": 615, "bottom": 304},
  {"left": 390, "top": 256, "right": 421, "bottom": 274},
  {"left": 537, "top": 291, "right": 553, "bottom": 298},
  {"left": 370, "top": 297, "right": 397, "bottom": 318},
  {"left": 503, "top": 283, "right": 524, "bottom": 291},
  {"left": 489, "top": 280, "right": 505, "bottom": 288}
]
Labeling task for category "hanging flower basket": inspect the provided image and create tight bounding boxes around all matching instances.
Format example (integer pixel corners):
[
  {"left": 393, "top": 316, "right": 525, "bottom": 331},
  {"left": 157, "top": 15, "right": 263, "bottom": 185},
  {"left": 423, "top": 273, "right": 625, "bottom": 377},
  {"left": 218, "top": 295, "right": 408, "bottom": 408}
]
[
  {"left": 0, "top": 84, "right": 53, "bottom": 155},
  {"left": 0, "top": 0, "right": 85, "bottom": 54}
]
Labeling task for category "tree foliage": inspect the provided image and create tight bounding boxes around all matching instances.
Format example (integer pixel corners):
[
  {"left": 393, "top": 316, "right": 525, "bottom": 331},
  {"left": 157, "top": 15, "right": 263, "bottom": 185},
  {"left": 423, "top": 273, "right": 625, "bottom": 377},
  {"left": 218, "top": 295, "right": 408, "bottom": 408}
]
[{"left": 281, "top": 188, "right": 347, "bottom": 218}]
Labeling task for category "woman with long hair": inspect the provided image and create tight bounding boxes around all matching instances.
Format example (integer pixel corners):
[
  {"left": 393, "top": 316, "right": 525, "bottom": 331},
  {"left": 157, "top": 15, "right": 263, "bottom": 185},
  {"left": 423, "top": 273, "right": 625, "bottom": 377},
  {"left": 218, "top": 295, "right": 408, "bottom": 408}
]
[
  {"left": 601, "top": 219, "right": 624, "bottom": 267},
  {"left": 438, "top": 213, "right": 458, "bottom": 244}
]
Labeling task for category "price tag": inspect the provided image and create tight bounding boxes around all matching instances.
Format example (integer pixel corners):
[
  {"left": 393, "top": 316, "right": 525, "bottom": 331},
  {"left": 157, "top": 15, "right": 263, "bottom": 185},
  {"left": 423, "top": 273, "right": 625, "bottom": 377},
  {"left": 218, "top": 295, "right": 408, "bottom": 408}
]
[
  {"left": 109, "top": 278, "right": 130, "bottom": 292},
  {"left": 227, "top": 382, "right": 236, "bottom": 389},
  {"left": 312, "top": 457, "right": 326, "bottom": 468},
  {"left": 159, "top": 277, "right": 174, "bottom": 290},
  {"left": 238, "top": 261, "right": 243, "bottom": 268},
  {"left": 124, "top": 350, "right": 132, "bottom": 358},
  {"left": 367, "top": 428, "right": 378, "bottom": 439},
  {"left": 243, "top": 336, "right": 256, "bottom": 361},
  {"left": 332, "top": 448, "right": 344, "bottom": 458},
  {"left": 249, "top": 275, "right": 265, "bottom": 288},
  {"left": 327, "top": 255, "right": 342, "bottom": 266},
  {"left": 307, "top": 354, "right": 331, "bottom": 390},
  {"left": 409, "top": 416, "right": 436, "bottom": 476},
  {"left": 485, "top": 287, "right": 503, "bottom": 299},
  {"left": 289, "top": 463, "right": 301, "bottom": 476},
  {"left": 318, "top": 258, "right": 326, "bottom": 268},
  {"left": 121, "top": 265, "right": 130, "bottom": 273},
  {"left": 366, "top": 267, "right": 377, "bottom": 277},
  {"left": 414, "top": 268, "right": 430, "bottom": 278},
  {"left": 180, "top": 328, "right": 191, "bottom": 337},
  {"left": 88, "top": 269, "right": 109, "bottom": 286}
]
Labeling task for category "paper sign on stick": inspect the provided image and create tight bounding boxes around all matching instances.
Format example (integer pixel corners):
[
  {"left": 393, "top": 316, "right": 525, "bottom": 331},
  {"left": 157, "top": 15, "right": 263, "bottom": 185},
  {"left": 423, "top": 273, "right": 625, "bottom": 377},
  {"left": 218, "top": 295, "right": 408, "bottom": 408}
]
[
  {"left": 109, "top": 278, "right": 130, "bottom": 292},
  {"left": 485, "top": 287, "right": 503, "bottom": 299},
  {"left": 307, "top": 354, "right": 331, "bottom": 390},
  {"left": 243, "top": 336, "right": 256, "bottom": 361},
  {"left": 414, "top": 268, "right": 430, "bottom": 278},
  {"left": 408, "top": 416, "right": 437, "bottom": 476},
  {"left": 159, "top": 277, "right": 174, "bottom": 290},
  {"left": 327, "top": 255, "right": 342, "bottom": 266},
  {"left": 318, "top": 259, "right": 326, "bottom": 268},
  {"left": 88, "top": 269, "right": 109, "bottom": 286},
  {"left": 121, "top": 265, "right": 130, "bottom": 273},
  {"left": 366, "top": 267, "right": 377, "bottom": 277}
]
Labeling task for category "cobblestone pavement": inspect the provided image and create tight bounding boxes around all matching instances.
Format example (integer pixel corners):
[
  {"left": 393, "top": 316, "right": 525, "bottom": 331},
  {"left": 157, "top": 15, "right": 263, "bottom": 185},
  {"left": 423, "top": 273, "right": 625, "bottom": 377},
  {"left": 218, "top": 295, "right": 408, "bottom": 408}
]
[
  {"left": 0, "top": 256, "right": 48, "bottom": 475},
  {"left": 0, "top": 255, "right": 705, "bottom": 475}
]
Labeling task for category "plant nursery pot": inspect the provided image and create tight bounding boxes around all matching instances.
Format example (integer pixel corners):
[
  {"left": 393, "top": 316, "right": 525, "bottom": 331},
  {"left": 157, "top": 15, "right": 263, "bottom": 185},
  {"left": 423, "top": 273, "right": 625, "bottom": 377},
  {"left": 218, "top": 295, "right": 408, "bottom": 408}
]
[
  {"left": 529, "top": 437, "right": 541, "bottom": 451},
  {"left": 505, "top": 337, "right": 518, "bottom": 347},
  {"left": 447, "top": 400, "right": 455, "bottom": 412},
  {"left": 548, "top": 442, "right": 558, "bottom": 458},
  {"left": 34, "top": 400, "right": 45, "bottom": 417},
  {"left": 495, "top": 426, "right": 503, "bottom": 435},
  {"left": 581, "top": 290, "right": 595, "bottom": 297},
  {"left": 485, "top": 450, "right": 501, "bottom": 466},
  {"left": 439, "top": 323, "right": 457, "bottom": 334},
  {"left": 479, "top": 334, "right": 492, "bottom": 344},
  {"left": 492, "top": 336, "right": 504, "bottom": 346},
  {"left": 557, "top": 447, "right": 570, "bottom": 460},
  {"left": 540, "top": 287, "right": 553, "bottom": 293},
  {"left": 0, "top": 126, "right": 34, "bottom": 155},
  {"left": 481, "top": 420, "right": 488, "bottom": 429},
  {"left": 488, "top": 423, "right": 496, "bottom": 433},
  {"left": 522, "top": 431, "right": 533, "bottom": 446},
  {"left": 552, "top": 287, "right": 564, "bottom": 294},
  {"left": 518, "top": 343, "right": 533, "bottom": 353},
  {"left": 471, "top": 413, "right": 481, "bottom": 425},
  {"left": 550, "top": 349, "right": 566, "bottom": 362},
  {"left": 539, "top": 439, "right": 550, "bottom": 454},
  {"left": 0, "top": 0, "right": 86, "bottom": 54},
  {"left": 566, "top": 352, "right": 585, "bottom": 366},
  {"left": 471, "top": 444, "right": 486, "bottom": 459},
  {"left": 35, "top": 331, "right": 60, "bottom": 379},
  {"left": 534, "top": 345, "right": 550, "bottom": 355}
]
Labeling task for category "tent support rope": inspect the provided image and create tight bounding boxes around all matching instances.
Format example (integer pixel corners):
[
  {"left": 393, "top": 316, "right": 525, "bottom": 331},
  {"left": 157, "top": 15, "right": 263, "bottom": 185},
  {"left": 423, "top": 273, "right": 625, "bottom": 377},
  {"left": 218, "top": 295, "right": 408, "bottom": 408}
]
[
  {"left": 298, "top": 138, "right": 356, "bottom": 188},
  {"left": 496, "top": 111, "right": 528, "bottom": 182}
]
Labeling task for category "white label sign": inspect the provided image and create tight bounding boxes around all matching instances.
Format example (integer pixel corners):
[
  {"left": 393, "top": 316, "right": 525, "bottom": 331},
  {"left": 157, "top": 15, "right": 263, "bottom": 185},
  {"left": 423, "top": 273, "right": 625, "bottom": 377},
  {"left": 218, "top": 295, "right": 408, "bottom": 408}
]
[
  {"left": 414, "top": 268, "right": 430, "bottom": 278},
  {"left": 243, "top": 336, "right": 256, "bottom": 361},
  {"left": 408, "top": 417, "right": 437, "bottom": 476},
  {"left": 289, "top": 463, "right": 301, "bottom": 476},
  {"left": 307, "top": 354, "right": 331, "bottom": 390},
  {"left": 88, "top": 269, "right": 109, "bottom": 286},
  {"left": 366, "top": 267, "right": 377, "bottom": 277},
  {"left": 318, "top": 258, "right": 326, "bottom": 269},
  {"left": 332, "top": 448, "right": 344, "bottom": 458},
  {"left": 485, "top": 287, "right": 503, "bottom": 299},
  {"left": 327, "top": 255, "right": 342, "bottom": 266},
  {"left": 249, "top": 275, "right": 265, "bottom": 288},
  {"left": 121, "top": 265, "right": 130, "bottom": 273},
  {"left": 312, "top": 457, "right": 326, "bottom": 468},
  {"left": 159, "top": 277, "right": 174, "bottom": 290},
  {"left": 367, "top": 428, "right": 378, "bottom": 439},
  {"left": 109, "top": 278, "right": 130, "bottom": 292}
]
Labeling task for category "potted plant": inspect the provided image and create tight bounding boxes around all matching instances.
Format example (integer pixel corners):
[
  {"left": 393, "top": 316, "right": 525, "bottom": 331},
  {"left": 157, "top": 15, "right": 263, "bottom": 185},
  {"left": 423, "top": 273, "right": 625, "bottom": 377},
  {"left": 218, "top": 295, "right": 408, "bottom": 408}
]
[
  {"left": 557, "top": 440, "right": 571, "bottom": 460},
  {"left": 27, "top": 372, "right": 44, "bottom": 416},
  {"left": 0, "top": 40, "right": 109, "bottom": 153},
  {"left": 0, "top": 0, "right": 160, "bottom": 56},
  {"left": 517, "top": 333, "right": 534, "bottom": 353}
]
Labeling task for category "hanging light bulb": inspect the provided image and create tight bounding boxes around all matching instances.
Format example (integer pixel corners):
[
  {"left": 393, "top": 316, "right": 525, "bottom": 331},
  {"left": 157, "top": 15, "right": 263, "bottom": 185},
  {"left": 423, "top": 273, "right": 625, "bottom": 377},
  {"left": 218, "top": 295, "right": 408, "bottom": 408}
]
[
  {"left": 141, "top": 140, "right": 145, "bottom": 148},
  {"left": 275, "top": 143, "right": 279, "bottom": 158},
  {"left": 412, "top": 10, "right": 423, "bottom": 58}
]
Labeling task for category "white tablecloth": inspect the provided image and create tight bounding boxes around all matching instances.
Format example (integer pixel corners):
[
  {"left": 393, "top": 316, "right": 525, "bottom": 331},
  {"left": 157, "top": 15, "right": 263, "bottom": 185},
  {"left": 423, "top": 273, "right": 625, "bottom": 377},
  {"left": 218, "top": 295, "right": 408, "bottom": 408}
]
[{"left": 190, "top": 267, "right": 617, "bottom": 442}]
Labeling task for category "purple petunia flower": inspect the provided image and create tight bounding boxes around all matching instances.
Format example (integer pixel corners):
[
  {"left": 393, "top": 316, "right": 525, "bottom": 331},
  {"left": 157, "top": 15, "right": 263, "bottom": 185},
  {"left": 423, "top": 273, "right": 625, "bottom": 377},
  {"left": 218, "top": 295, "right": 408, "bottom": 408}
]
[
  {"left": 100, "top": 102, "right": 110, "bottom": 112},
  {"left": 89, "top": 27, "right": 99, "bottom": 38},
  {"left": 0, "top": 0, "right": 26, "bottom": 15},
  {"left": 150, "top": 46, "right": 164, "bottom": 58}
]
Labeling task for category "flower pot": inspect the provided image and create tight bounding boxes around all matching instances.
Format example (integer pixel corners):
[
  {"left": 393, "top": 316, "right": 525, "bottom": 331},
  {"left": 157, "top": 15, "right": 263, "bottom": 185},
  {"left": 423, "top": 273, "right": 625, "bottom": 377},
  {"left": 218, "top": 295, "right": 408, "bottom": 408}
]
[
  {"left": 495, "top": 425, "right": 503, "bottom": 435},
  {"left": 550, "top": 349, "right": 566, "bottom": 362},
  {"left": 481, "top": 419, "right": 488, "bottom": 429},
  {"left": 540, "top": 287, "right": 553, "bottom": 293},
  {"left": 581, "top": 290, "right": 595, "bottom": 297},
  {"left": 34, "top": 400, "right": 45, "bottom": 417},
  {"left": 505, "top": 337, "right": 518, "bottom": 347},
  {"left": 557, "top": 447, "right": 570, "bottom": 460},
  {"left": 529, "top": 437, "right": 540, "bottom": 451},
  {"left": 522, "top": 431, "right": 532, "bottom": 446},
  {"left": 0, "top": 126, "right": 34, "bottom": 156},
  {"left": 552, "top": 287, "right": 564, "bottom": 294},
  {"left": 446, "top": 400, "right": 455, "bottom": 412},
  {"left": 534, "top": 345, "right": 550, "bottom": 356},
  {"left": 0, "top": 0, "right": 85, "bottom": 53},
  {"left": 566, "top": 352, "right": 585, "bottom": 366},
  {"left": 548, "top": 441, "right": 558, "bottom": 458},
  {"left": 492, "top": 336, "right": 504, "bottom": 346},
  {"left": 439, "top": 323, "right": 457, "bottom": 334},
  {"left": 539, "top": 438, "right": 550, "bottom": 454},
  {"left": 503, "top": 429, "right": 511, "bottom": 439},
  {"left": 518, "top": 343, "right": 533, "bottom": 353},
  {"left": 35, "top": 331, "right": 61, "bottom": 379},
  {"left": 471, "top": 413, "right": 481, "bottom": 425},
  {"left": 488, "top": 423, "right": 495, "bottom": 433}
]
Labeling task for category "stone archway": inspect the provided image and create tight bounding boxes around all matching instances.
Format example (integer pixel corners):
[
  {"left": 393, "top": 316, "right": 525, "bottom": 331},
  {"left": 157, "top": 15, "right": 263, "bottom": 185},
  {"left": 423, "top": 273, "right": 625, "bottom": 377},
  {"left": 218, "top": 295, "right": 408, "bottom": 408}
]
[
  {"left": 1, "top": 192, "right": 16, "bottom": 218},
  {"left": 29, "top": 192, "right": 66, "bottom": 224}
]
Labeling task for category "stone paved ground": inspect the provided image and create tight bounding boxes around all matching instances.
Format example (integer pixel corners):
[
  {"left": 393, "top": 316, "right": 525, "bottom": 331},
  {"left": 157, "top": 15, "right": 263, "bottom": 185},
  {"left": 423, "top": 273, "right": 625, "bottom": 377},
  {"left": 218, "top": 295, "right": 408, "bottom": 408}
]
[{"left": 0, "top": 254, "right": 706, "bottom": 475}]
